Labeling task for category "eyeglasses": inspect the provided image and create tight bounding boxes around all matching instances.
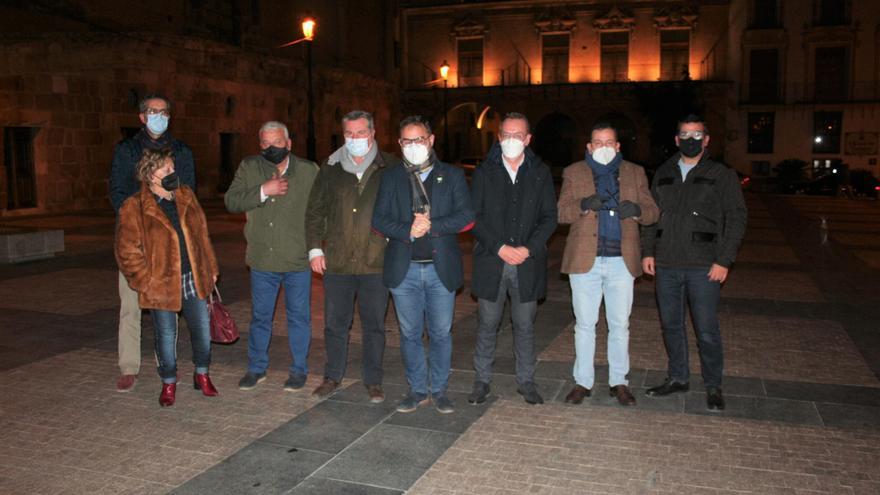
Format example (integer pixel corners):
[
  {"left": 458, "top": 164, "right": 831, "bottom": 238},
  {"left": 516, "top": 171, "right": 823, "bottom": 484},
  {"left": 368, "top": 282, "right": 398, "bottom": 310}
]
[
  {"left": 145, "top": 108, "right": 171, "bottom": 117},
  {"left": 398, "top": 136, "right": 430, "bottom": 146},
  {"left": 344, "top": 129, "right": 372, "bottom": 138},
  {"left": 499, "top": 132, "right": 526, "bottom": 141},
  {"left": 678, "top": 130, "right": 706, "bottom": 140}
]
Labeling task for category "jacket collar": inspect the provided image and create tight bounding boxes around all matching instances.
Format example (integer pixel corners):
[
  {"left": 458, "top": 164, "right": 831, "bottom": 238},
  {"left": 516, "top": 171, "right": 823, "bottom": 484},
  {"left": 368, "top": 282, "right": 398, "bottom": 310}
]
[{"left": 139, "top": 183, "right": 194, "bottom": 229}]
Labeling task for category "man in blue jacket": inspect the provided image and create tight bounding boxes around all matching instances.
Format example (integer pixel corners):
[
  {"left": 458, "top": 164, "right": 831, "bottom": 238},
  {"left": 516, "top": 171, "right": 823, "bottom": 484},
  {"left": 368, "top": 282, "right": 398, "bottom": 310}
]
[
  {"left": 109, "top": 93, "right": 196, "bottom": 392},
  {"left": 372, "top": 115, "right": 474, "bottom": 414}
]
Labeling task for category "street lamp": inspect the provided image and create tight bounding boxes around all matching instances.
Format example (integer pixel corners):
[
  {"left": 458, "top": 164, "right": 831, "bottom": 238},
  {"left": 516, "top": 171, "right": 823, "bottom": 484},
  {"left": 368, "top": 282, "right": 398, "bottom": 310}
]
[
  {"left": 440, "top": 60, "right": 450, "bottom": 160},
  {"left": 303, "top": 17, "right": 317, "bottom": 161}
]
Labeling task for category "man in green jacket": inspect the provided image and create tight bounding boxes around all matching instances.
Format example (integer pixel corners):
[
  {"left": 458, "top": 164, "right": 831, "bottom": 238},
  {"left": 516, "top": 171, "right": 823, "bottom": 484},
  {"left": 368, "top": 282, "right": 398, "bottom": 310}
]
[
  {"left": 305, "top": 110, "right": 398, "bottom": 402},
  {"left": 225, "top": 121, "right": 319, "bottom": 391}
]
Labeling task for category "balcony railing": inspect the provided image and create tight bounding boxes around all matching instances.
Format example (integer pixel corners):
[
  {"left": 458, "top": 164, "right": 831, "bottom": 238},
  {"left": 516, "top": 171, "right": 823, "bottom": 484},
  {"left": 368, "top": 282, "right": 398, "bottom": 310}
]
[{"left": 740, "top": 81, "right": 880, "bottom": 104}]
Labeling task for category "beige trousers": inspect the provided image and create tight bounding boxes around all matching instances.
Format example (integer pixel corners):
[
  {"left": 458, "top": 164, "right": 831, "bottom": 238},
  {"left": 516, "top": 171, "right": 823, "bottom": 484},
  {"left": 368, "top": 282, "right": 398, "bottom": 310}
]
[{"left": 118, "top": 271, "right": 142, "bottom": 375}]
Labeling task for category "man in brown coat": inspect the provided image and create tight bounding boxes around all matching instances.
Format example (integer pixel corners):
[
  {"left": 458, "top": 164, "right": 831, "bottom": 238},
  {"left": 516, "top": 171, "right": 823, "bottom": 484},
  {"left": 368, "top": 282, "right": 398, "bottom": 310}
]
[{"left": 557, "top": 122, "right": 658, "bottom": 406}]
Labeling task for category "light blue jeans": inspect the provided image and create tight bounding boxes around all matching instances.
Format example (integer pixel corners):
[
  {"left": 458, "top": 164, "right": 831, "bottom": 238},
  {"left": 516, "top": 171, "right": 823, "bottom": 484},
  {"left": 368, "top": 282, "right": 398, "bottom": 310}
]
[
  {"left": 569, "top": 256, "right": 635, "bottom": 388},
  {"left": 389, "top": 263, "right": 455, "bottom": 399}
]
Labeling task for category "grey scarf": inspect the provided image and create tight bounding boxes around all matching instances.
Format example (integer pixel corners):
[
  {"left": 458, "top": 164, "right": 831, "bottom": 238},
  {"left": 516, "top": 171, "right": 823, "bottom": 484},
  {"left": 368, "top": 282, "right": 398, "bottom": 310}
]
[{"left": 328, "top": 143, "right": 378, "bottom": 177}]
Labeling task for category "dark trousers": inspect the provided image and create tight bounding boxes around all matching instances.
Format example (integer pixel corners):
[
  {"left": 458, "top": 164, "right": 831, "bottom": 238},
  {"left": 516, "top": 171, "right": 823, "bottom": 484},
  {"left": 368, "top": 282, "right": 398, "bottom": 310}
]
[
  {"left": 473, "top": 263, "right": 538, "bottom": 386},
  {"left": 655, "top": 266, "right": 723, "bottom": 388},
  {"left": 322, "top": 273, "right": 388, "bottom": 385}
]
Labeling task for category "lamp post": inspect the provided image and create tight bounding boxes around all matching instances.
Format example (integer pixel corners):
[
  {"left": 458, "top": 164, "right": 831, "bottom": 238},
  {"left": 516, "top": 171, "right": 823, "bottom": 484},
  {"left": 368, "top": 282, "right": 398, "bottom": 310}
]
[
  {"left": 302, "top": 17, "right": 316, "bottom": 162},
  {"left": 440, "top": 60, "right": 450, "bottom": 160}
]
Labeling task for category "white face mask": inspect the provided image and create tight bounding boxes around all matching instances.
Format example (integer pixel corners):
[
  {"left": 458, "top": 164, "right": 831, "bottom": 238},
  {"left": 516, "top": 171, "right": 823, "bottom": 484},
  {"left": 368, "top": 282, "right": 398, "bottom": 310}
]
[
  {"left": 345, "top": 137, "right": 370, "bottom": 157},
  {"left": 402, "top": 143, "right": 430, "bottom": 165},
  {"left": 500, "top": 138, "right": 525, "bottom": 159},
  {"left": 591, "top": 146, "right": 617, "bottom": 165}
]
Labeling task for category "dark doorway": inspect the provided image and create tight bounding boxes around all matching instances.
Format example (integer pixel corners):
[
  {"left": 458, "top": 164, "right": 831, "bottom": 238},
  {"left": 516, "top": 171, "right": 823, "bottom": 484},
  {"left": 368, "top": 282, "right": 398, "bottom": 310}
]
[
  {"left": 4, "top": 127, "right": 38, "bottom": 210},
  {"left": 219, "top": 132, "right": 240, "bottom": 193},
  {"left": 532, "top": 112, "right": 578, "bottom": 177}
]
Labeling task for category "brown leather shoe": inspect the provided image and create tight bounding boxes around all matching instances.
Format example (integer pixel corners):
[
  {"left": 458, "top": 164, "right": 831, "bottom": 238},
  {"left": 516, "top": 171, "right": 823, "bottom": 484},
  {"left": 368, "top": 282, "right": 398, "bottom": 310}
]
[
  {"left": 116, "top": 374, "right": 136, "bottom": 393},
  {"left": 311, "top": 378, "right": 339, "bottom": 398},
  {"left": 564, "top": 385, "right": 591, "bottom": 404},
  {"left": 610, "top": 385, "right": 636, "bottom": 406},
  {"left": 365, "top": 384, "right": 385, "bottom": 403}
]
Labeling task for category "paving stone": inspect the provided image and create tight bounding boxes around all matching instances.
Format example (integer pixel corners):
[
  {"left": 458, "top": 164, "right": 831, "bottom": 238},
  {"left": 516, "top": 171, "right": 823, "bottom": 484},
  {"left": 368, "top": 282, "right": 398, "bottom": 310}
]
[
  {"left": 258, "top": 397, "right": 393, "bottom": 454},
  {"left": 815, "top": 403, "right": 880, "bottom": 429},
  {"left": 764, "top": 379, "right": 880, "bottom": 407},
  {"left": 171, "top": 441, "right": 332, "bottom": 494},
  {"left": 314, "top": 424, "right": 458, "bottom": 491},
  {"left": 683, "top": 394, "right": 823, "bottom": 426},
  {"left": 385, "top": 390, "right": 497, "bottom": 434},
  {"left": 289, "top": 477, "right": 404, "bottom": 494}
]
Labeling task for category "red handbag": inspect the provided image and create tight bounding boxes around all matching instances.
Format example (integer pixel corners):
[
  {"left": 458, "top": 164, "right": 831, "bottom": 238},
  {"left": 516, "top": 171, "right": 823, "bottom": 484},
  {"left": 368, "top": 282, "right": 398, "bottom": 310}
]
[{"left": 208, "top": 287, "right": 239, "bottom": 344}]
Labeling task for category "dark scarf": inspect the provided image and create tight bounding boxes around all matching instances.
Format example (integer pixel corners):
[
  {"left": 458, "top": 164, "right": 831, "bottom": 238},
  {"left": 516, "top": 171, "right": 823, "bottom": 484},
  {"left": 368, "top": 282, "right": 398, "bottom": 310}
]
[
  {"left": 585, "top": 152, "right": 622, "bottom": 243},
  {"left": 135, "top": 128, "right": 173, "bottom": 151}
]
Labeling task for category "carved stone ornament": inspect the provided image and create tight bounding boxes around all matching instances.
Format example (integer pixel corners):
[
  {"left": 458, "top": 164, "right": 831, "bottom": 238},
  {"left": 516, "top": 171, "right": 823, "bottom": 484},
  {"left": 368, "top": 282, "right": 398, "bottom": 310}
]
[
  {"left": 451, "top": 17, "right": 488, "bottom": 39},
  {"left": 653, "top": 5, "right": 698, "bottom": 29},
  {"left": 593, "top": 6, "right": 636, "bottom": 31},
  {"left": 534, "top": 7, "right": 577, "bottom": 34}
]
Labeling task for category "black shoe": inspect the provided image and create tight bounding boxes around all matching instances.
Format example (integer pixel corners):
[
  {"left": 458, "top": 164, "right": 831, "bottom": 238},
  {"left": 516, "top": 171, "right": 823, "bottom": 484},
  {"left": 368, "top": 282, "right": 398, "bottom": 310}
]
[
  {"left": 645, "top": 378, "right": 689, "bottom": 397},
  {"left": 517, "top": 383, "right": 544, "bottom": 405},
  {"left": 468, "top": 381, "right": 490, "bottom": 404},
  {"left": 706, "top": 387, "right": 725, "bottom": 411},
  {"left": 283, "top": 373, "right": 308, "bottom": 391},
  {"left": 238, "top": 371, "right": 267, "bottom": 390}
]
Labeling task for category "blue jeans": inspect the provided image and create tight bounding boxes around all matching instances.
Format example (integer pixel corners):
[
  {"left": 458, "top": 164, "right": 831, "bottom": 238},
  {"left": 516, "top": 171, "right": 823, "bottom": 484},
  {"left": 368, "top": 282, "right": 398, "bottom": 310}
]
[
  {"left": 248, "top": 269, "right": 312, "bottom": 376},
  {"left": 389, "top": 263, "right": 455, "bottom": 398},
  {"left": 151, "top": 295, "right": 211, "bottom": 384},
  {"left": 569, "top": 256, "right": 634, "bottom": 388},
  {"left": 655, "top": 266, "right": 723, "bottom": 388}
]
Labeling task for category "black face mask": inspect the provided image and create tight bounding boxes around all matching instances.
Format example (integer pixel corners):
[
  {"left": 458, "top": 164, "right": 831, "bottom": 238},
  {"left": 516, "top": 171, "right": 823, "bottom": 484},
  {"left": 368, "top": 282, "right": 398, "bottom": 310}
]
[
  {"left": 261, "top": 145, "right": 289, "bottom": 165},
  {"left": 678, "top": 138, "right": 704, "bottom": 158},
  {"left": 161, "top": 172, "right": 180, "bottom": 191}
]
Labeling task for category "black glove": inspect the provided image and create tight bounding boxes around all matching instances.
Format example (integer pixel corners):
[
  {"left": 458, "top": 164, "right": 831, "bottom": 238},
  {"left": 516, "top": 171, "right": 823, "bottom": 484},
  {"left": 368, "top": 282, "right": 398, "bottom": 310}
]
[
  {"left": 580, "top": 194, "right": 606, "bottom": 212},
  {"left": 617, "top": 200, "right": 641, "bottom": 219}
]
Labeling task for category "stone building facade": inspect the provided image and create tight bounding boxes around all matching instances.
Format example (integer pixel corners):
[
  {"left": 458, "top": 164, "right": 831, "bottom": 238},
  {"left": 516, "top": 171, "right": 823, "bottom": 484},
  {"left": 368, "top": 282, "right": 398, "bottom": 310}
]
[
  {"left": 401, "top": 0, "right": 880, "bottom": 181},
  {"left": 0, "top": 0, "right": 400, "bottom": 215}
]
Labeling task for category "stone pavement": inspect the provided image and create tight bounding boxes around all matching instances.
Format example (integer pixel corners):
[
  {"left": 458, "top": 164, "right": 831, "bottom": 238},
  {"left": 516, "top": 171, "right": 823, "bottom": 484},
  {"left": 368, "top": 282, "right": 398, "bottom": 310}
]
[{"left": 0, "top": 193, "right": 879, "bottom": 494}]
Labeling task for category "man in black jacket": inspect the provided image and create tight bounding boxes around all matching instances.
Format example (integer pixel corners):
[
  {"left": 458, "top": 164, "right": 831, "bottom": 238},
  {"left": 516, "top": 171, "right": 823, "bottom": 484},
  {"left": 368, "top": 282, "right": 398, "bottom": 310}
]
[
  {"left": 641, "top": 114, "right": 747, "bottom": 411},
  {"left": 109, "top": 93, "right": 196, "bottom": 392},
  {"left": 468, "top": 112, "right": 557, "bottom": 405}
]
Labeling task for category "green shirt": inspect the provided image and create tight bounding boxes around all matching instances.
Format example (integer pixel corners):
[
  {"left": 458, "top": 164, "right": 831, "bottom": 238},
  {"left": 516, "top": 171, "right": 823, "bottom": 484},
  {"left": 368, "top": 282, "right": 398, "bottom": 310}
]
[{"left": 224, "top": 153, "right": 319, "bottom": 272}]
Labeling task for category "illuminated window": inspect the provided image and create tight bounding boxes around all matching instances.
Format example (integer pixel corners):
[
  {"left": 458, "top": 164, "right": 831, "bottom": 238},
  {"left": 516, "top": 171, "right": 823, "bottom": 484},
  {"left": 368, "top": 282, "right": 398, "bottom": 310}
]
[
  {"left": 601, "top": 32, "right": 628, "bottom": 82},
  {"left": 747, "top": 112, "right": 774, "bottom": 154},
  {"left": 660, "top": 30, "right": 689, "bottom": 81},
  {"left": 457, "top": 38, "right": 483, "bottom": 87},
  {"left": 541, "top": 34, "right": 569, "bottom": 84},
  {"left": 813, "top": 111, "right": 842, "bottom": 154}
]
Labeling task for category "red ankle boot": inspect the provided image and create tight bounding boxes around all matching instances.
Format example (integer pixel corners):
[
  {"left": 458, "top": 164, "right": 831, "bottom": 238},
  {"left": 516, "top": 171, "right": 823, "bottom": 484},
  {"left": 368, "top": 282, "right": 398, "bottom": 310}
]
[
  {"left": 193, "top": 373, "right": 219, "bottom": 397},
  {"left": 159, "top": 383, "right": 176, "bottom": 407}
]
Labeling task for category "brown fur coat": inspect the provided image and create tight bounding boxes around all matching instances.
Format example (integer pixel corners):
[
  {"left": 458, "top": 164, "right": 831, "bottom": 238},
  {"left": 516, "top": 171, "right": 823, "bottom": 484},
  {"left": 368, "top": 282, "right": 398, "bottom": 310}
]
[{"left": 116, "top": 185, "right": 218, "bottom": 311}]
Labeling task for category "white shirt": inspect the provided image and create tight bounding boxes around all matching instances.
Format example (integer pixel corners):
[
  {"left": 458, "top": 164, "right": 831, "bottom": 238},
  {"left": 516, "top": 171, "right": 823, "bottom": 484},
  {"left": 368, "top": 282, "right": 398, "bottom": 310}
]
[{"left": 502, "top": 154, "right": 524, "bottom": 183}]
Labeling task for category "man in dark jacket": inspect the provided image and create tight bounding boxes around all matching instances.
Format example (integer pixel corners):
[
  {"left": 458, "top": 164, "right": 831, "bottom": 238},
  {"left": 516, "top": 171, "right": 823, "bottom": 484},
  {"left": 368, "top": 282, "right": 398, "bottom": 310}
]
[
  {"left": 642, "top": 114, "right": 747, "bottom": 411},
  {"left": 109, "top": 93, "right": 196, "bottom": 393},
  {"left": 372, "top": 115, "right": 474, "bottom": 414},
  {"left": 305, "top": 110, "right": 398, "bottom": 402},
  {"left": 468, "top": 112, "right": 557, "bottom": 406}
]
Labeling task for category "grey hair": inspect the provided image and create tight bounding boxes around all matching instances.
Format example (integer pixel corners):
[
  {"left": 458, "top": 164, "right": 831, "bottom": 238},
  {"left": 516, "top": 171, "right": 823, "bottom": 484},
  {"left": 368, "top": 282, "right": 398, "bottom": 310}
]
[
  {"left": 259, "top": 121, "right": 289, "bottom": 139},
  {"left": 502, "top": 112, "right": 530, "bottom": 133},
  {"left": 139, "top": 93, "right": 172, "bottom": 113},
  {"left": 342, "top": 110, "right": 374, "bottom": 129}
]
